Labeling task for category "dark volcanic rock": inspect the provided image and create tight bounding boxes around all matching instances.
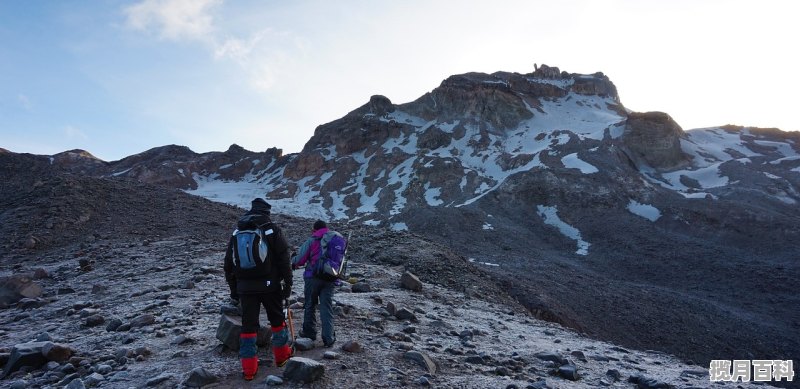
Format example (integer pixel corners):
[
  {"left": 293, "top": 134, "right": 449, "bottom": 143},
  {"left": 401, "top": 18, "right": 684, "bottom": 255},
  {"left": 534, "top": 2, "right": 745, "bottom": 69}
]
[{"left": 283, "top": 357, "right": 325, "bottom": 383}]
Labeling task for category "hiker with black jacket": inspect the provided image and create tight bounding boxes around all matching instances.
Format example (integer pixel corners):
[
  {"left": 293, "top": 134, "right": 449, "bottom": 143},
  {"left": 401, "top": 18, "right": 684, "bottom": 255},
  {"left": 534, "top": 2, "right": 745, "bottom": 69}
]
[{"left": 223, "top": 198, "right": 293, "bottom": 380}]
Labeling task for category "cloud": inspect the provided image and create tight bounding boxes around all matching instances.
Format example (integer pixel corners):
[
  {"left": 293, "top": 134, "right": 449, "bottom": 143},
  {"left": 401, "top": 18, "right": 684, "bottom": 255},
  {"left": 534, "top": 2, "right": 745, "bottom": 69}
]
[
  {"left": 64, "top": 125, "right": 89, "bottom": 140},
  {"left": 124, "top": 0, "right": 221, "bottom": 41},
  {"left": 17, "top": 94, "right": 33, "bottom": 111}
]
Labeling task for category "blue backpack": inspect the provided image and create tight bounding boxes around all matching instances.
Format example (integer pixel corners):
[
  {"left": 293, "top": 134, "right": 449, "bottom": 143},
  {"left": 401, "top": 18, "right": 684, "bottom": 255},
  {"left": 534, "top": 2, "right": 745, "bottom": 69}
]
[
  {"left": 232, "top": 216, "right": 272, "bottom": 273},
  {"left": 313, "top": 232, "right": 348, "bottom": 281}
]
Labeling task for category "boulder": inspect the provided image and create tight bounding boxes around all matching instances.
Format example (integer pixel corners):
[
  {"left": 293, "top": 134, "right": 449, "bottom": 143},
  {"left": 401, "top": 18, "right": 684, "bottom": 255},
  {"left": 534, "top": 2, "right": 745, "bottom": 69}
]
[
  {"left": 1, "top": 342, "right": 49, "bottom": 379},
  {"left": 215, "top": 315, "right": 270, "bottom": 350},
  {"left": 182, "top": 367, "right": 218, "bottom": 388},
  {"left": 400, "top": 271, "right": 423, "bottom": 292},
  {"left": 294, "top": 338, "right": 314, "bottom": 351},
  {"left": 621, "top": 111, "right": 691, "bottom": 171},
  {"left": 404, "top": 350, "right": 436, "bottom": 374},
  {"left": 41, "top": 342, "right": 74, "bottom": 363},
  {"left": 283, "top": 357, "right": 325, "bottom": 383},
  {"left": 129, "top": 314, "right": 155, "bottom": 328},
  {"left": 0, "top": 275, "right": 44, "bottom": 307},
  {"left": 395, "top": 307, "right": 418, "bottom": 322}
]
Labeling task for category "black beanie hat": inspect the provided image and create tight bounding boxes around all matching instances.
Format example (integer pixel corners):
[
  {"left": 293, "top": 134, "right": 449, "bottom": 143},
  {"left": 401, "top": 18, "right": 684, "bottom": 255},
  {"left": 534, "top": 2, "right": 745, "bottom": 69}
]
[
  {"left": 313, "top": 220, "right": 327, "bottom": 231},
  {"left": 251, "top": 198, "right": 271, "bottom": 211}
]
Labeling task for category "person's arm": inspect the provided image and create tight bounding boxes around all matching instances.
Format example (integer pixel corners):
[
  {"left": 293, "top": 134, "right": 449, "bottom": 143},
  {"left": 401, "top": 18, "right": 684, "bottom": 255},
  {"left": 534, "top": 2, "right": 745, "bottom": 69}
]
[
  {"left": 292, "top": 238, "right": 313, "bottom": 268},
  {"left": 223, "top": 235, "right": 237, "bottom": 299},
  {"left": 267, "top": 225, "right": 293, "bottom": 296}
]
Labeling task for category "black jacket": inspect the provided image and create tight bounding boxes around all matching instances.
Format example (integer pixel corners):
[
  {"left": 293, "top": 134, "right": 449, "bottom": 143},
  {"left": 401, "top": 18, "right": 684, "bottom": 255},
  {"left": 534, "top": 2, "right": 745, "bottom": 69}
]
[{"left": 223, "top": 208, "right": 292, "bottom": 295}]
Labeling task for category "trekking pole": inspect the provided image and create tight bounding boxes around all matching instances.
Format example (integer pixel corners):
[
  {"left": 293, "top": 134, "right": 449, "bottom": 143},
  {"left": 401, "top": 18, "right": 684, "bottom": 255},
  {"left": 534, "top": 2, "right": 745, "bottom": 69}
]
[
  {"left": 285, "top": 299, "right": 295, "bottom": 344},
  {"left": 338, "top": 232, "right": 352, "bottom": 280}
]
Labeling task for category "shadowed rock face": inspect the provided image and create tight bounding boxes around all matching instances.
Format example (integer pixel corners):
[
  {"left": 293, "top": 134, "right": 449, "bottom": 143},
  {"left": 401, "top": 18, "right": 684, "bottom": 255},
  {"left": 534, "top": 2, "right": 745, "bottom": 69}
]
[{"left": 621, "top": 111, "right": 692, "bottom": 171}]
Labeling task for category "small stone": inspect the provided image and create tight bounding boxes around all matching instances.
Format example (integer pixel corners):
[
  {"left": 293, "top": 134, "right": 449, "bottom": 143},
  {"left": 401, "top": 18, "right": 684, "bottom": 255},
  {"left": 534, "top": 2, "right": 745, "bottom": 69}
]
[
  {"left": 418, "top": 376, "right": 431, "bottom": 386},
  {"left": 341, "top": 340, "right": 362, "bottom": 353},
  {"left": 395, "top": 307, "right": 418, "bottom": 322},
  {"left": 404, "top": 351, "right": 436, "bottom": 375},
  {"left": 295, "top": 338, "right": 314, "bottom": 351},
  {"left": 385, "top": 302, "right": 397, "bottom": 316},
  {"left": 351, "top": 282, "right": 371, "bottom": 293},
  {"left": 129, "top": 314, "right": 155, "bottom": 328},
  {"left": 182, "top": 367, "right": 218, "bottom": 388},
  {"left": 265, "top": 375, "right": 283, "bottom": 386},
  {"left": 96, "top": 364, "right": 113, "bottom": 375},
  {"left": 323, "top": 351, "right": 338, "bottom": 360},
  {"left": 105, "top": 318, "right": 123, "bottom": 332},
  {"left": 558, "top": 364, "right": 580, "bottom": 381},
  {"left": 9, "top": 380, "right": 27, "bottom": 389},
  {"left": 42, "top": 342, "right": 74, "bottom": 363},
  {"left": 146, "top": 373, "right": 173, "bottom": 386},
  {"left": 400, "top": 271, "right": 423, "bottom": 291},
  {"left": 85, "top": 315, "right": 105, "bottom": 327},
  {"left": 283, "top": 357, "right": 325, "bottom": 383},
  {"left": 84, "top": 372, "right": 105, "bottom": 387},
  {"left": 66, "top": 379, "right": 86, "bottom": 389},
  {"left": 180, "top": 280, "right": 195, "bottom": 289}
]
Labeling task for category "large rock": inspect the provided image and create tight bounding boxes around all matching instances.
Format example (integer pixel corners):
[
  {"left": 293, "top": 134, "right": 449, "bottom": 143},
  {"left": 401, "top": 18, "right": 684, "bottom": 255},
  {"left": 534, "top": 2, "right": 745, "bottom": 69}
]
[
  {"left": 404, "top": 351, "right": 436, "bottom": 374},
  {"left": 283, "top": 357, "right": 325, "bottom": 383},
  {"left": 0, "top": 275, "right": 44, "bottom": 307},
  {"left": 129, "top": 314, "right": 155, "bottom": 328},
  {"left": 621, "top": 111, "right": 691, "bottom": 171},
  {"left": 41, "top": 342, "right": 74, "bottom": 363},
  {"left": 400, "top": 271, "right": 423, "bottom": 292},
  {"left": 215, "top": 315, "right": 270, "bottom": 351},
  {"left": 182, "top": 367, "right": 218, "bottom": 388},
  {"left": 1, "top": 342, "right": 49, "bottom": 378}
]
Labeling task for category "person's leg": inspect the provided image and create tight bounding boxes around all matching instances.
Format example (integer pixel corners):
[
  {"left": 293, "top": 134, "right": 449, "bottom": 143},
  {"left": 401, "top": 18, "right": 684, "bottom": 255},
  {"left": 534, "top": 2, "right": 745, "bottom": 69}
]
[
  {"left": 238, "top": 294, "right": 260, "bottom": 380},
  {"left": 261, "top": 291, "right": 292, "bottom": 367},
  {"left": 301, "top": 278, "right": 319, "bottom": 340},
  {"left": 319, "top": 281, "right": 336, "bottom": 347}
]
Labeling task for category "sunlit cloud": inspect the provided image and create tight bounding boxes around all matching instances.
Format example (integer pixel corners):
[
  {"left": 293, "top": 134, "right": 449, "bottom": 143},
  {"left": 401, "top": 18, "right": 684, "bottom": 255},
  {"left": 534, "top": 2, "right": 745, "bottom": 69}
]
[{"left": 124, "top": 0, "right": 221, "bottom": 42}]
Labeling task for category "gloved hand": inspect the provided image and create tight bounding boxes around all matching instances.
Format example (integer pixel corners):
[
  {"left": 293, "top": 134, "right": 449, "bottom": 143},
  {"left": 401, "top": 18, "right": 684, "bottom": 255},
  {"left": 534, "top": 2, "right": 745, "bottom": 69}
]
[{"left": 281, "top": 283, "right": 292, "bottom": 299}]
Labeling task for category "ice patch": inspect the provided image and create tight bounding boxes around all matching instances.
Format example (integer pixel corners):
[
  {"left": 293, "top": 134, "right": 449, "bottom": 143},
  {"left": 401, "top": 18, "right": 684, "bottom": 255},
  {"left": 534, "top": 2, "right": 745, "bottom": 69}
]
[
  {"left": 536, "top": 205, "right": 590, "bottom": 256},
  {"left": 424, "top": 183, "right": 444, "bottom": 206},
  {"left": 391, "top": 222, "right": 408, "bottom": 231},
  {"left": 627, "top": 200, "right": 661, "bottom": 222},
  {"left": 468, "top": 258, "right": 501, "bottom": 267},
  {"left": 112, "top": 168, "right": 132, "bottom": 177},
  {"left": 561, "top": 153, "right": 599, "bottom": 174}
]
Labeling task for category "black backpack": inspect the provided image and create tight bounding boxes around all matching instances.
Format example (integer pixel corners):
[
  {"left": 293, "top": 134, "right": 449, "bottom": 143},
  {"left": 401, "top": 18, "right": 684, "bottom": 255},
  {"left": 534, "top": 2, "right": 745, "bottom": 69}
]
[{"left": 232, "top": 215, "right": 273, "bottom": 276}]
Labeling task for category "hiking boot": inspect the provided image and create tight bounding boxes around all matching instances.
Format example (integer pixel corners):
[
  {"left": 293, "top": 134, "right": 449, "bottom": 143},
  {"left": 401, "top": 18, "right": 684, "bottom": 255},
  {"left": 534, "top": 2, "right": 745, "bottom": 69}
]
[
  {"left": 323, "top": 340, "right": 335, "bottom": 348},
  {"left": 298, "top": 331, "right": 316, "bottom": 340}
]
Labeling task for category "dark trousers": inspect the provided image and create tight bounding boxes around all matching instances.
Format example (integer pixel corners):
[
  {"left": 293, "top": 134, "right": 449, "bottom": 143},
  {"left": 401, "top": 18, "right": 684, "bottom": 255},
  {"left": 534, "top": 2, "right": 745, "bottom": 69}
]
[
  {"left": 302, "top": 277, "right": 335, "bottom": 345},
  {"left": 240, "top": 291, "right": 284, "bottom": 333}
]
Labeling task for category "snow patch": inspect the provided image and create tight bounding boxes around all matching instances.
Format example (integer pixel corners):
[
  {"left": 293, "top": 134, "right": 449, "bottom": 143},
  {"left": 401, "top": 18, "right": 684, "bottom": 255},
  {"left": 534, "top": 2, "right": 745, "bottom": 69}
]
[
  {"left": 424, "top": 183, "right": 444, "bottom": 206},
  {"left": 391, "top": 222, "right": 408, "bottom": 231},
  {"left": 627, "top": 200, "right": 662, "bottom": 222},
  {"left": 219, "top": 163, "right": 232, "bottom": 170},
  {"left": 536, "top": 205, "right": 590, "bottom": 256},
  {"left": 561, "top": 153, "right": 599, "bottom": 174},
  {"left": 177, "top": 168, "right": 185, "bottom": 177},
  {"left": 482, "top": 223, "right": 494, "bottom": 230},
  {"left": 468, "top": 258, "right": 500, "bottom": 267},
  {"left": 112, "top": 168, "right": 132, "bottom": 177}
]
